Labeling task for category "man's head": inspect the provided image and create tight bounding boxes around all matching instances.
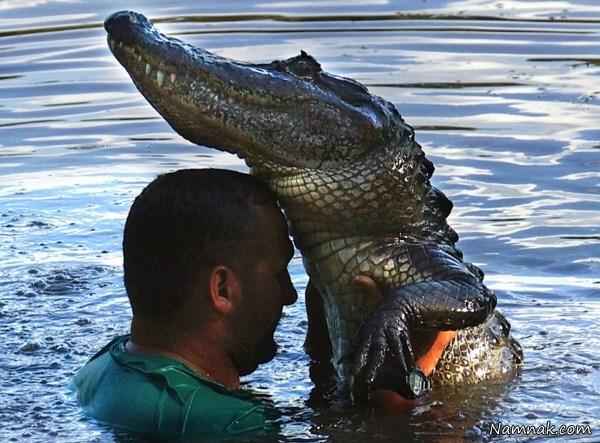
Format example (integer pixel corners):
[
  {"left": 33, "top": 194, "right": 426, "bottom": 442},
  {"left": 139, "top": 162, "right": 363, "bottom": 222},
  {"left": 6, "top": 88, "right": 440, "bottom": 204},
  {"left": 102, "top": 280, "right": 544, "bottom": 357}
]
[{"left": 123, "top": 168, "right": 297, "bottom": 375}]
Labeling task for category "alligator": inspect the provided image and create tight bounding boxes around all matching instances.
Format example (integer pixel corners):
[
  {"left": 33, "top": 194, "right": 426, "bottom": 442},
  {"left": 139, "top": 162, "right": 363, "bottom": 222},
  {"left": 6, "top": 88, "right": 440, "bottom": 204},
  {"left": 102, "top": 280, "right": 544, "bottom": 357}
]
[{"left": 104, "top": 11, "right": 522, "bottom": 399}]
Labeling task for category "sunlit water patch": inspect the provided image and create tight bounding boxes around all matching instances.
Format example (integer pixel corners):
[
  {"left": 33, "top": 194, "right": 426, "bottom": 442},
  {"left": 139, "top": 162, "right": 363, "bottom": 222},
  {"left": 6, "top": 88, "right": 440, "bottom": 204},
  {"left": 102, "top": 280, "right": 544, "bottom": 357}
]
[{"left": 1, "top": 1, "right": 599, "bottom": 442}]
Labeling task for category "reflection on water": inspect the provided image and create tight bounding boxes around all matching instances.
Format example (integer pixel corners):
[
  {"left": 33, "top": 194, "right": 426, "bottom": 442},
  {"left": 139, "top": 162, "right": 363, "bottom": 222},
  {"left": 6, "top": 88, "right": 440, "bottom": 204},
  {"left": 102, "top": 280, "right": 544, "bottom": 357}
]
[{"left": 1, "top": 1, "right": 599, "bottom": 442}]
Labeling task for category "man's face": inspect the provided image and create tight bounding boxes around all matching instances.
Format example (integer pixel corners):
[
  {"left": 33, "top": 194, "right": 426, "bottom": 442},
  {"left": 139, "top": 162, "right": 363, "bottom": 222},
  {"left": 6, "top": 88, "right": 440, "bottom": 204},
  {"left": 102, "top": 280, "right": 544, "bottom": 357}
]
[{"left": 230, "top": 203, "right": 297, "bottom": 376}]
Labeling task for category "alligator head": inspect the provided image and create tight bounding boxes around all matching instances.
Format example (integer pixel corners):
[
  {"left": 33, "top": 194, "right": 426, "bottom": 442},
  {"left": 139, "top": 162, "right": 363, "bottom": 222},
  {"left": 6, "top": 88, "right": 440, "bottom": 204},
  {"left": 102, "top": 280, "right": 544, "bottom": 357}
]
[{"left": 104, "top": 10, "right": 414, "bottom": 172}]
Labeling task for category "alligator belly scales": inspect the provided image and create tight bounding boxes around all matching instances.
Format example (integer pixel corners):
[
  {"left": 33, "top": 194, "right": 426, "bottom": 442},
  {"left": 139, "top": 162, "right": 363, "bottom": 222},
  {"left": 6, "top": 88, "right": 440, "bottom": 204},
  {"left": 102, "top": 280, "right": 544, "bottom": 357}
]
[{"left": 105, "top": 11, "right": 523, "bottom": 391}]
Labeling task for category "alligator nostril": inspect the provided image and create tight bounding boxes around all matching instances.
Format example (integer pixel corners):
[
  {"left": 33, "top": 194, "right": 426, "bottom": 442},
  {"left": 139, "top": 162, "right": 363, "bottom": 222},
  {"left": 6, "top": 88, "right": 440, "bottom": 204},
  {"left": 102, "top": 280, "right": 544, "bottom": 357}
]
[{"left": 104, "top": 10, "right": 149, "bottom": 36}]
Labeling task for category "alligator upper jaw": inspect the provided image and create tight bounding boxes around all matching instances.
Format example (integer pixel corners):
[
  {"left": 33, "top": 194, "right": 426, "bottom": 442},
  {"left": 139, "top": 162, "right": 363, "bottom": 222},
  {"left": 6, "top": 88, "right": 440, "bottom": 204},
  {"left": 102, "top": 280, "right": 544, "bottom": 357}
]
[
  {"left": 105, "top": 11, "right": 409, "bottom": 171},
  {"left": 104, "top": 11, "right": 255, "bottom": 162}
]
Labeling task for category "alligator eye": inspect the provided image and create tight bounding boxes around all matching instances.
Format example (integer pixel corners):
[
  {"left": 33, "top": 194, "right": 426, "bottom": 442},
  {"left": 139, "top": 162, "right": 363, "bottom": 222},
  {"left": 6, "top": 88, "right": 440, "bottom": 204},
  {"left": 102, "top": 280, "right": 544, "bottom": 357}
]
[
  {"left": 271, "top": 60, "right": 286, "bottom": 72},
  {"left": 280, "top": 50, "right": 322, "bottom": 80},
  {"left": 317, "top": 73, "right": 372, "bottom": 107},
  {"left": 289, "top": 63, "right": 317, "bottom": 79}
]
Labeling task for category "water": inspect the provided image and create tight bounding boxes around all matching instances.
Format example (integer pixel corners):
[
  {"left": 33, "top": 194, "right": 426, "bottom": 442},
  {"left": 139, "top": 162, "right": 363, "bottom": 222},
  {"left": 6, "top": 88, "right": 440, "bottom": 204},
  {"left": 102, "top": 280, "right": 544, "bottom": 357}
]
[{"left": 1, "top": 1, "right": 599, "bottom": 442}]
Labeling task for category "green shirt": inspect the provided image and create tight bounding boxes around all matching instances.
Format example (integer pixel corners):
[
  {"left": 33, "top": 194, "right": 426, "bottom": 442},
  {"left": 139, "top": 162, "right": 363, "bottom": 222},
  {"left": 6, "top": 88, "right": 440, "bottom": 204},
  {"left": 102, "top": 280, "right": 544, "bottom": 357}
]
[{"left": 73, "top": 335, "right": 273, "bottom": 441}]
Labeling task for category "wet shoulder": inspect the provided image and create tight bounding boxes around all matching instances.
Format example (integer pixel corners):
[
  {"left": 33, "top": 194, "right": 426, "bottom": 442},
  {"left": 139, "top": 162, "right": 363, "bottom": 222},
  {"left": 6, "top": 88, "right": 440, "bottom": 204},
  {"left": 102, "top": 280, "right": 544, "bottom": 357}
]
[{"left": 72, "top": 336, "right": 274, "bottom": 440}]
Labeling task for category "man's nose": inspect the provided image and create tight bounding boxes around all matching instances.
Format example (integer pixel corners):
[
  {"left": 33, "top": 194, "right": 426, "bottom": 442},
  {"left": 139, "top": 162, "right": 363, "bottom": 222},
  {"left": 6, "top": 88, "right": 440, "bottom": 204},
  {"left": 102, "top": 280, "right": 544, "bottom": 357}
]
[
  {"left": 286, "top": 286, "right": 298, "bottom": 306},
  {"left": 283, "top": 273, "right": 298, "bottom": 305}
]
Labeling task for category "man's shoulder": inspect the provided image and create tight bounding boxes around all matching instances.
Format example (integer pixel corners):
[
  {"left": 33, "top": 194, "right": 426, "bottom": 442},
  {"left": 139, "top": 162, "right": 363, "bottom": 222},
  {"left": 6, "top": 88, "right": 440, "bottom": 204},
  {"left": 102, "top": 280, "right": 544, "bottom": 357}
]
[
  {"left": 73, "top": 335, "right": 271, "bottom": 439},
  {"left": 183, "top": 387, "right": 270, "bottom": 437}
]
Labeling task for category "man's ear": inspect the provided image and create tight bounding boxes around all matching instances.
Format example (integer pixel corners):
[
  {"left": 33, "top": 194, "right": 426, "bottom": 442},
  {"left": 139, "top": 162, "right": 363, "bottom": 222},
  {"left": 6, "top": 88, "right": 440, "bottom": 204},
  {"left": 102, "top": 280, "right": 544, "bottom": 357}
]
[{"left": 208, "top": 265, "right": 240, "bottom": 314}]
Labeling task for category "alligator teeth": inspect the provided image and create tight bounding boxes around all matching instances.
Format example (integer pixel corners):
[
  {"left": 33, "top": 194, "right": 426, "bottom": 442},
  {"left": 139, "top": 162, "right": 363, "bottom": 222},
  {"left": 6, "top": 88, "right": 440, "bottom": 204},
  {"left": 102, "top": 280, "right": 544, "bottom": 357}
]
[
  {"left": 156, "top": 70, "right": 165, "bottom": 87},
  {"left": 145, "top": 64, "right": 151, "bottom": 75},
  {"left": 170, "top": 73, "right": 176, "bottom": 83}
]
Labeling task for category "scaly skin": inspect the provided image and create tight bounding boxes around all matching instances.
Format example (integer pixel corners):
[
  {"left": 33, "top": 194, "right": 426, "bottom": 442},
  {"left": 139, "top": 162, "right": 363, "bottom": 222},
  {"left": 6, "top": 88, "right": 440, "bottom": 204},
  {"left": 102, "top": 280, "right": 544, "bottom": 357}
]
[{"left": 104, "top": 11, "right": 522, "bottom": 395}]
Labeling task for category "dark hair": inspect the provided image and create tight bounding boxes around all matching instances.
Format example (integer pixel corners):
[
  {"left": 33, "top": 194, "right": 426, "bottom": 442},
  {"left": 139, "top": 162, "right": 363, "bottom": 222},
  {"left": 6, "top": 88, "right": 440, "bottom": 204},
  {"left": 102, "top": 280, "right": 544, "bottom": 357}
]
[{"left": 123, "top": 168, "right": 276, "bottom": 320}]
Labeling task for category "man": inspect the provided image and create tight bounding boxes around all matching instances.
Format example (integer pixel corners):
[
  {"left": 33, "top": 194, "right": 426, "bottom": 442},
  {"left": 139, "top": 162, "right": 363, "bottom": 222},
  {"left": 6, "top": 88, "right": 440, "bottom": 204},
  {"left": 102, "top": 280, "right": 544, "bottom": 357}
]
[
  {"left": 73, "top": 168, "right": 455, "bottom": 440},
  {"left": 73, "top": 169, "right": 297, "bottom": 440}
]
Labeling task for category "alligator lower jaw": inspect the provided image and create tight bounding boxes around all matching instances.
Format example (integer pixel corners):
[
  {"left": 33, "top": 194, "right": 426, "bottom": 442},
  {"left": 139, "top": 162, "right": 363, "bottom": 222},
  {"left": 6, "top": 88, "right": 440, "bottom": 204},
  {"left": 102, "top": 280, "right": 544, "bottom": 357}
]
[
  {"left": 106, "top": 36, "right": 260, "bottom": 166},
  {"left": 108, "top": 37, "right": 177, "bottom": 87}
]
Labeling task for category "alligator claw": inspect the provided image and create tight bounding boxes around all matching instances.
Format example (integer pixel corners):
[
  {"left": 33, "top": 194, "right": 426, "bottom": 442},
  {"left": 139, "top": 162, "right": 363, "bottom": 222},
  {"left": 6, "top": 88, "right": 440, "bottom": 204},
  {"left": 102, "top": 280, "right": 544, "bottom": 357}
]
[
  {"left": 352, "top": 307, "right": 416, "bottom": 401},
  {"left": 351, "top": 275, "right": 497, "bottom": 402}
]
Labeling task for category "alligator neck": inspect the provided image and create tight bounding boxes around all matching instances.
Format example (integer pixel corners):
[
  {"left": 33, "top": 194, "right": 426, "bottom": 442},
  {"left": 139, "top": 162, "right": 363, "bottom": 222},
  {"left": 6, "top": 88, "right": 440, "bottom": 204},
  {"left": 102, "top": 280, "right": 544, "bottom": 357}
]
[{"left": 253, "top": 139, "right": 431, "bottom": 253}]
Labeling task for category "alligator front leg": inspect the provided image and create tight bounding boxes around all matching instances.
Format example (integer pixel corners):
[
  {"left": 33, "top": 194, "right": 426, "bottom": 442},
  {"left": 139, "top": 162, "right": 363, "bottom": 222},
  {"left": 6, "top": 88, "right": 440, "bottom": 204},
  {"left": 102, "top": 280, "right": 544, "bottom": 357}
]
[
  {"left": 303, "top": 280, "right": 339, "bottom": 402},
  {"left": 352, "top": 276, "right": 496, "bottom": 400},
  {"left": 305, "top": 280, "right": 332, "bottom": 363}
]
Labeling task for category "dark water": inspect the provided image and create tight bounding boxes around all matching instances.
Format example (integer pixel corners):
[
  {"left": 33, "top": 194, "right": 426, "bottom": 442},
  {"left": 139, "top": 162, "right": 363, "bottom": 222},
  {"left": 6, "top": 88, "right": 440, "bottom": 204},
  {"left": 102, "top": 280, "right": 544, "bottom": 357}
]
[{"left": 1, "top": 1, "right": 599, "bottom": 442}]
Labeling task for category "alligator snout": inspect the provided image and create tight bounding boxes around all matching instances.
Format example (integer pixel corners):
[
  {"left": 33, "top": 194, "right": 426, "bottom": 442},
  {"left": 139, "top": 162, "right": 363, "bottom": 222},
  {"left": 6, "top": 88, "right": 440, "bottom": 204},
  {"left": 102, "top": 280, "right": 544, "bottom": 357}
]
[{"left": 104, "top": 11, "right": 151, "bottom": 43}]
